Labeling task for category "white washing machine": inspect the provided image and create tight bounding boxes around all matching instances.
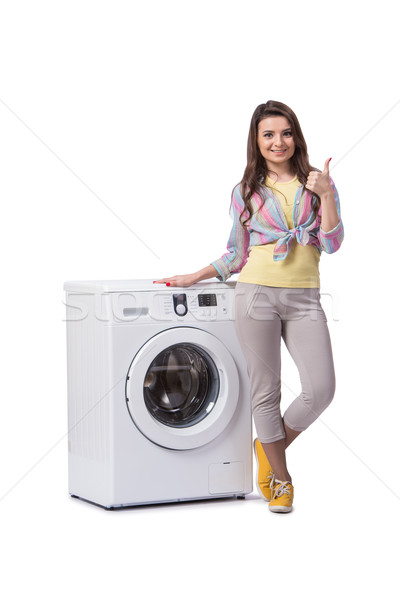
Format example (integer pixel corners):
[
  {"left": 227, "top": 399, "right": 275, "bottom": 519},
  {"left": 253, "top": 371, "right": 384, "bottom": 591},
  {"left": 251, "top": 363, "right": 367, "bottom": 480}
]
[{"left": 64, "top": 279, "right": 253, "bottom": 508}]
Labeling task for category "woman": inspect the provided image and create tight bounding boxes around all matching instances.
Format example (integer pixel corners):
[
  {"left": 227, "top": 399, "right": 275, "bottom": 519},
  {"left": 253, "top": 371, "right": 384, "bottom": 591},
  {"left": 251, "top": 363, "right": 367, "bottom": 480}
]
[{"left": 154, "top": 100, "right": 344, "bottom": 513}]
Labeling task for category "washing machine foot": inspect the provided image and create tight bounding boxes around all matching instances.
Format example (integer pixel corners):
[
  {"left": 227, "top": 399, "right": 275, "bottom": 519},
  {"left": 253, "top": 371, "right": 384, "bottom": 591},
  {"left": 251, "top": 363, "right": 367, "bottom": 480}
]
[{"left": 236, "top": 495, "right": 246, "bottom": 500}]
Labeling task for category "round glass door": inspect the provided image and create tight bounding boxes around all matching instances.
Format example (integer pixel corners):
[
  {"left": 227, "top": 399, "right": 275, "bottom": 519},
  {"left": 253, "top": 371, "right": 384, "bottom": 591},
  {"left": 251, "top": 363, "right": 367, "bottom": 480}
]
[
  {"left": 125, "top": 327, "right": 240, "bottom": 450},
  {"left": 143, "top": 343, "right": 219, "bottom": 428}
]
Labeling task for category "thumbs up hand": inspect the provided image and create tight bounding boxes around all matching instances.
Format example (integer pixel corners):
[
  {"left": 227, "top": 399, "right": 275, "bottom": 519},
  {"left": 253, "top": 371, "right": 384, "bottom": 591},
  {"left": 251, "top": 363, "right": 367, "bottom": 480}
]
[{"left": 306, "top": 158, "right": 333, "bottom": 196}]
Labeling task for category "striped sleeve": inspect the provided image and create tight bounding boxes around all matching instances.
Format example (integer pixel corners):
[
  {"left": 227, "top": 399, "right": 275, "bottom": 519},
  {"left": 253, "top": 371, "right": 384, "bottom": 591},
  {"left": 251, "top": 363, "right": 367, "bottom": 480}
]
[
  {"left": 211, "top": 185, "right": 251, "bottom": 282},
  {"left": 318, "top": 178, "right": 344, "bottom": 254}
]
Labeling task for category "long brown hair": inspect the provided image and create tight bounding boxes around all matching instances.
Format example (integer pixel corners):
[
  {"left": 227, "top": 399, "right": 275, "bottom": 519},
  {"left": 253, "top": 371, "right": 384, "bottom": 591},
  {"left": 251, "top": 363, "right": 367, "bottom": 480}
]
[{"left": 239, "top": 100, "right": 320, "bottom": 226}]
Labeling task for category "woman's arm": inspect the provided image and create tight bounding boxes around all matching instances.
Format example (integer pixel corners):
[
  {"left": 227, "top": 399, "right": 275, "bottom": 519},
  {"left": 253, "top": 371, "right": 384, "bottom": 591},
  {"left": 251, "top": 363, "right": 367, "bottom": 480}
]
[
  {"left": 153, "top": 265, "right": 219, "bottom": 288},
  {"left": 318, "top": 179, "right": 344, "bottom": 253},
  {"left": 306, "top": 158, "right": 344, "bottom": 254},
  {"left": 320, "top": 189, "right": 340, "bottom": 232}
]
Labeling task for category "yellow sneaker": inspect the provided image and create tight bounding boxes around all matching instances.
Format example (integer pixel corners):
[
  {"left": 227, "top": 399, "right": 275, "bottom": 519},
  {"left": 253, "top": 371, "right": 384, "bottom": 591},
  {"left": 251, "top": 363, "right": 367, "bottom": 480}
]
[
  {"left": 269, "top": 480, "right": 294, "bottom": 513},
  {"left": 253, "top": 438, "right": 275, "bottom": 502}
]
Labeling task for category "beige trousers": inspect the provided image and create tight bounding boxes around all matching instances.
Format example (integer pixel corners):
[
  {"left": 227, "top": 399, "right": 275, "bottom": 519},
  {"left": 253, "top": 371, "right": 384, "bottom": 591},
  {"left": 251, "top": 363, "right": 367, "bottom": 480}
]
[{"left": 234, "top": 282, "right": 336, "bottom": 443}]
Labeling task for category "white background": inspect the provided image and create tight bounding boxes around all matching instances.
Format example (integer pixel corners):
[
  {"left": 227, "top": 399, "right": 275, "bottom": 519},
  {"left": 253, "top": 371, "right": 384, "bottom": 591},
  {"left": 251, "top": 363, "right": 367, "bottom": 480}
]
[{"left": 0, "top": 0, "right": 399, "bottom": 598}]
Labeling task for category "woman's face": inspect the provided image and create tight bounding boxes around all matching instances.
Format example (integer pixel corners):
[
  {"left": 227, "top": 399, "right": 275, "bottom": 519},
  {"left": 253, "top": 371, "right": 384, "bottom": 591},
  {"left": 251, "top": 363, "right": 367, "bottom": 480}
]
[{"left": 257, "top": 115, "right": 296, "bottom": 168}]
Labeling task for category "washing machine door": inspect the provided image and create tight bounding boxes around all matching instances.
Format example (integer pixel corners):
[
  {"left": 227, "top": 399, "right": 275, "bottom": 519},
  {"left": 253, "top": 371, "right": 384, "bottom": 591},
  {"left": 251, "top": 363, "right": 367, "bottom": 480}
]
[{"left": 125, "top": 327, "right": 240, "bottom": 450}]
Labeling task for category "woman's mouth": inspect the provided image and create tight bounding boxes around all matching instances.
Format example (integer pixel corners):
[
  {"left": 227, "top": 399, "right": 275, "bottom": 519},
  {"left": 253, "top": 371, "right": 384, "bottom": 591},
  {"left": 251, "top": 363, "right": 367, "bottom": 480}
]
[{"left": 271, "top": 149, "right": 286, "bottom": 154}]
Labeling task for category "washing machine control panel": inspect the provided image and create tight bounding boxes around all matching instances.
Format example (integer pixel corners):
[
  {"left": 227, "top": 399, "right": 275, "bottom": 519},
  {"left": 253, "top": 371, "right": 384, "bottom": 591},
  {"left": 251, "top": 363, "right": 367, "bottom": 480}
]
[
  {"left": 108, "top": 288, "right": 234, "bottom": 323},
  {"left": 163, "top": 290, "right": 231, "bottom": 322}
]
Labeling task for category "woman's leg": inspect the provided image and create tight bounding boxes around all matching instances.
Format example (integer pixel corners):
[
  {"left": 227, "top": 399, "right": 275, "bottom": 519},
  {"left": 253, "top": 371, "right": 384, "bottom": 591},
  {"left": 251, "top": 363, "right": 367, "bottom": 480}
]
[
  {"left": 284, "top": 421, "right": 302, "bottom": 448},
  {"left": 281, "top": 288, "right": 336, "bottom": 433},
  {"left": 234, "top": 283, "right": 286, "bottom": 445},
  {"left": 260, "top": 289, "right": 334, "bottom": 482},
  {"left": 261, "top": 437, "right": 292, "bottom": 482},
  {"left": 234, "top": 283, "right": 298, "bottom": 483},
  {"left": 260, "top": 420, "right": 301, "bottom": 483}
]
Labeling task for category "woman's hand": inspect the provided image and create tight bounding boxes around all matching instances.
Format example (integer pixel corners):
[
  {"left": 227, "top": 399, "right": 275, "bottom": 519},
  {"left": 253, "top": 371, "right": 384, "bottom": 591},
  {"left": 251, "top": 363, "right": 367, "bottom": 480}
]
[
  {"left": 306, "top": 157, "right": 340, "bottom": 231},
  {"left": 306, "top": 158, "right": 333, "bottom": 196},
  {"left": 153, "top": 265, "right": 219, "bottom": 287},
  {"left": 153, "top": 273, "right": 199, "bottom": 288}
]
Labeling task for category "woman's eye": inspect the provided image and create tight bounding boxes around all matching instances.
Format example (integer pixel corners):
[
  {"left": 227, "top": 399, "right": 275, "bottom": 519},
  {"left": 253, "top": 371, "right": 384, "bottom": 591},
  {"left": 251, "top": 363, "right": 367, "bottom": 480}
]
[{"left": 263, "top": 131, "right": 292, "bottom": 138}]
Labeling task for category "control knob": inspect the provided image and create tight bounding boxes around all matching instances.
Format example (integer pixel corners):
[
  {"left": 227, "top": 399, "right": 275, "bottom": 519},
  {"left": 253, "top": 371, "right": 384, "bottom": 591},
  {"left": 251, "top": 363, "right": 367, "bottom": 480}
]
[{"left": 175, "top": 303, "right": 186, "bottom": 316}]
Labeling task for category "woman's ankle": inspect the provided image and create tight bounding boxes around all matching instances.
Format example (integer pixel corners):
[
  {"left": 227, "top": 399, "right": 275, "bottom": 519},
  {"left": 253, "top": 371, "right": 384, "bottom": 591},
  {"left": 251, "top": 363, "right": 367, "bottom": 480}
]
[{"left": 275, "top": 473, "right": 292, "bottom": 484}]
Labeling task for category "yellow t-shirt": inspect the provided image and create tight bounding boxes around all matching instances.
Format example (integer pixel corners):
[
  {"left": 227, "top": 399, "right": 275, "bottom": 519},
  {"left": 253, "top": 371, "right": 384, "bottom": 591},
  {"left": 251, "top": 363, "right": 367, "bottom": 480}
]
[{"left": 238, "top": 175, "right": 320, "bottom": 288}]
